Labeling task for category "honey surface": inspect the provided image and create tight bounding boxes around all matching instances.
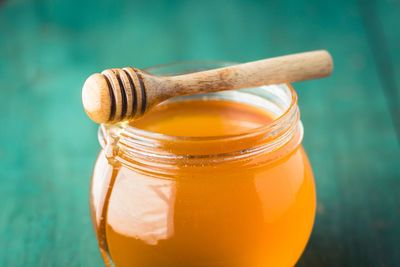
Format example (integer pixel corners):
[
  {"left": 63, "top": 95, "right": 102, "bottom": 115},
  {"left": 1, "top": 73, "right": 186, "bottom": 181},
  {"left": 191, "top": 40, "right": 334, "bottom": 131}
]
[
  {"left": 130, "top": 99, "right": 274, "bottom": 136},
  {"left": 90, "top": 99, "right": 316, "bottom": 267}
]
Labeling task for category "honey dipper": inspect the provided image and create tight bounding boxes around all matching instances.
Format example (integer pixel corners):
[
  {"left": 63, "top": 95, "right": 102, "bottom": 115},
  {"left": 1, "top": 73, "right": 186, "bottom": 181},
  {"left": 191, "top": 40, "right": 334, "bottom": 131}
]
[{"left": 82, "top": 50, "right": 333, "bottom": 123}]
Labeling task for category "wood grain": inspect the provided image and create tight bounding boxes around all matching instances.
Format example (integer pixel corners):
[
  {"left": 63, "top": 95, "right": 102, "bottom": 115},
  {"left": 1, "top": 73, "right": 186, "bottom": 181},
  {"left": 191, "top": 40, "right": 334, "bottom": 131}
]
[{"left": 82, "top": 50, "right": 333, "bottom": 123}]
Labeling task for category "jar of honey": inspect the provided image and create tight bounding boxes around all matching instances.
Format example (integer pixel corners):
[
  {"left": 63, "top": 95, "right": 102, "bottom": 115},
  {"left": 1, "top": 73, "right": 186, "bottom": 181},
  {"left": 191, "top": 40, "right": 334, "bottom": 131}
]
[{"left": 89, "top": 62, "right": 316, "bottom": 267}]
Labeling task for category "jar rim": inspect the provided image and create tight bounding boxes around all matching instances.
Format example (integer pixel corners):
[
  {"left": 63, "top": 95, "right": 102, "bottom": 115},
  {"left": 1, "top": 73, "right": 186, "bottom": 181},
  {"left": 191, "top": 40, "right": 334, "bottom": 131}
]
[
  {"left": 117, "top": 84, "right": 296, "bottom": 142},
  {"left": 99, "top": 61, "right": 301, "bottom": 165}
]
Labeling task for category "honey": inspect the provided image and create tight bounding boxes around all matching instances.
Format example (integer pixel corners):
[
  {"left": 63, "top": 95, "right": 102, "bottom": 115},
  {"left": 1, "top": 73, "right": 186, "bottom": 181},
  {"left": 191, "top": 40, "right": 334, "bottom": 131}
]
[
  {"left": 90, "top": 96, "right": 316, "bottom": 267},
  {"left": 131, "top": 100, "right": 274, "bottom": 137}
]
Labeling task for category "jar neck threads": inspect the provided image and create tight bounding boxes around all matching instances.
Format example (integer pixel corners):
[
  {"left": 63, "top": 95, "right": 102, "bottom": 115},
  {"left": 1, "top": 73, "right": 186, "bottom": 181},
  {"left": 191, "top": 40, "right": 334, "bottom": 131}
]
[{"left": 98, "top": 83, "right": 302, "bottom": 172}]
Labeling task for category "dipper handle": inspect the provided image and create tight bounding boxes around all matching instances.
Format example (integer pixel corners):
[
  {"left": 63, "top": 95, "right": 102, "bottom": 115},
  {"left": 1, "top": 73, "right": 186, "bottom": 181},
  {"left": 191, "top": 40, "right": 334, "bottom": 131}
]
[{"left": 82, "top": 50, "right": 333, "bottom": 124}]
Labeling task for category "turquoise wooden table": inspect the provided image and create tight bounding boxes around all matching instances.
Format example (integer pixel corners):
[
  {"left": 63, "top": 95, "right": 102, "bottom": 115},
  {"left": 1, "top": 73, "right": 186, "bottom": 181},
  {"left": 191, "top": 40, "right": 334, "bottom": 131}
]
[{"left": 0, "top": 0, "right": 399, "bottom": 266}]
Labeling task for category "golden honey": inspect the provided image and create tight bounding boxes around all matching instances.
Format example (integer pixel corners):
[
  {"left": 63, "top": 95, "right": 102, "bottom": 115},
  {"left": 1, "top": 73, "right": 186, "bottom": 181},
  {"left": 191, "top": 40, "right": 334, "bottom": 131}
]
[{"left": 89, "top": 60, "right": 316, "bottom": 267}]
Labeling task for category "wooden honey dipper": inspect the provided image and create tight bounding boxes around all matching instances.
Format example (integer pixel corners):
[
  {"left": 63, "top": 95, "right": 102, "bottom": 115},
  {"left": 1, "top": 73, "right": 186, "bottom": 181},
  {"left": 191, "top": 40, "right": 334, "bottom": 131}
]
[{"left": 82, "top": 50, "right": 333, "bottom": 124}]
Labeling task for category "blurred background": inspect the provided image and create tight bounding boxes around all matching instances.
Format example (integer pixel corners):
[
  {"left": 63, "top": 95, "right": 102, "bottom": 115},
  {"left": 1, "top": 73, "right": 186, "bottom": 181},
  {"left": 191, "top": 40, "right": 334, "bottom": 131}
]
[{"left": 0, "top": 0, "right": 399, "bottom": 266}]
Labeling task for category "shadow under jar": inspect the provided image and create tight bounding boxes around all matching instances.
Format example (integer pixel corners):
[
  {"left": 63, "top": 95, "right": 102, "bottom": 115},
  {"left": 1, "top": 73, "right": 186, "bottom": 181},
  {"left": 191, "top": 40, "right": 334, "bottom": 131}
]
[{"left": 89, "top": 61, "right": 316, "bottom": 267}]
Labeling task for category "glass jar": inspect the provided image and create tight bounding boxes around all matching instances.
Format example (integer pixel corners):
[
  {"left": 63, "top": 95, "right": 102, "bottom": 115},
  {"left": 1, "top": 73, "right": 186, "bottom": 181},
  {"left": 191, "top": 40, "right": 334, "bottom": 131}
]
[{"left": 89, "top": 62, "right": 316, "bottom": 267}]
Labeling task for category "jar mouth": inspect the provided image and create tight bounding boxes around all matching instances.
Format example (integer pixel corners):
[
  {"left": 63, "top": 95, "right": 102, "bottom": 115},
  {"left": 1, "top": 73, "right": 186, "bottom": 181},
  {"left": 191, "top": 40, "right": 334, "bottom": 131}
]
[
  {"left": 99, "top": 61, "right": 301, "bottom": 163},
  {"left": 118, "top": 83, "right": 297, "bottom": 142}
]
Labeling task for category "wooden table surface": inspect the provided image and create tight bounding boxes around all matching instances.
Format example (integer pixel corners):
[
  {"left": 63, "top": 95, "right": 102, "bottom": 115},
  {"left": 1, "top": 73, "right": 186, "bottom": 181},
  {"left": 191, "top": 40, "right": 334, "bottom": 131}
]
[{"left": 1, "top": 0, "right": 399, "bottom": 266}]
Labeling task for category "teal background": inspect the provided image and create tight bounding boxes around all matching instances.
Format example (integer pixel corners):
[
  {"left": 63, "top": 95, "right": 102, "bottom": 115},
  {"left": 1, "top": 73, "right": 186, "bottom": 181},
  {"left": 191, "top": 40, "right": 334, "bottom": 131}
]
[{"left": 1, "top": 0, "right": 399, "bottom": 266}]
